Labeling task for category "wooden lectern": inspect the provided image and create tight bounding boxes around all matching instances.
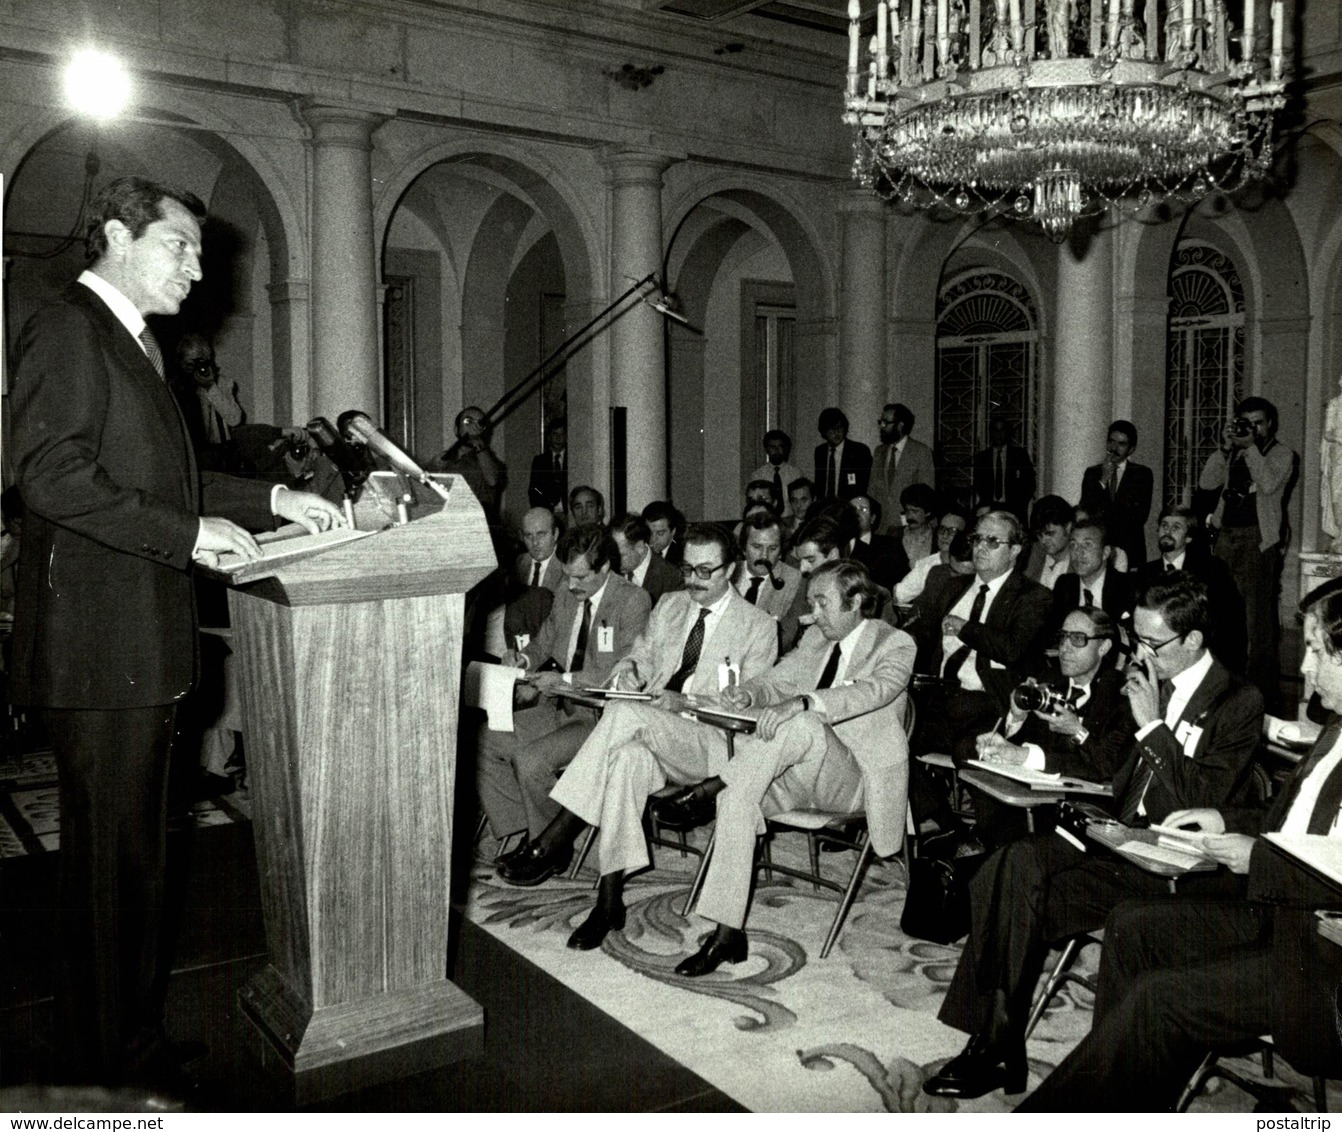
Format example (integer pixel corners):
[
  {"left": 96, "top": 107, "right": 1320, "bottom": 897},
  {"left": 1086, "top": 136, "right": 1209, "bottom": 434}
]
[{"left": 223, "top": 479, "right": 494, "bottom": 1102}]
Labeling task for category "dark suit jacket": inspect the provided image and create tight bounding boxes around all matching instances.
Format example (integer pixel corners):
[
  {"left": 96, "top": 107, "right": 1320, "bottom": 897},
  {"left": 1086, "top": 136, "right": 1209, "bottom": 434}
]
[
  {"left": 851, "top": 533, "right": 910, "bottom": 591},
  {"left": 1080, "top": 460, "right": 1154, "bottom": 569},
  {"left": 1049, "top": 566, "right": 1134, "bottom": 635},
  {"left": 814, "top": 440, "right": 873, "bottom": 500},
  {"left": 640, "top": 550, "right": 684, "bottom": 605},
  {"left": 972, "top": 443, "right": 1036, "bottom": 520},
  {"left": 913, "top": 569, "right": 1053, "bottom": 711},
  {"left": 527, "top": 450, "right": 567, "bottom": 511},
  {"left": 1109, "top": 656, "right": 1263, "bottom": 824},
  {"left": 1008, "top": 667, "right": 1132, "bottom": 783},
  {"left": 1137, "top": 551, "right": 1246, "bottom": 673},
  {"left": 10, "top": 283, "right": 276, "bottom": 710}
]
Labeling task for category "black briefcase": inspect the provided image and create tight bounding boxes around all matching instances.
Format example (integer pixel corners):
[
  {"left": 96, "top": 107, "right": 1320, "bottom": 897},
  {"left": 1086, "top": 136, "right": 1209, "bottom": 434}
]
[{"left": 900, "top": 837, "right": 984, "bottom": 944}]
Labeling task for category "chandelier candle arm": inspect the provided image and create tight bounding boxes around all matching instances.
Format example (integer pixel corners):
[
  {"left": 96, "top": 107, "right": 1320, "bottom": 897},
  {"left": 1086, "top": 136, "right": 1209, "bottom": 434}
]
[
  {"left": 1271, "top": 0, "right": 1284, "bottom": 80},
  {"left": 848, "top": 0, "right": 861, "bottom": 94},
  {"left": 1243, "top": 0, "right": 1255, "bottom": 60},
  {"left": 937, "top": 0, "right": 949, "bottom": 71},
  {"left": 879, "top": 0, "right": 891, "bottom": 77}
]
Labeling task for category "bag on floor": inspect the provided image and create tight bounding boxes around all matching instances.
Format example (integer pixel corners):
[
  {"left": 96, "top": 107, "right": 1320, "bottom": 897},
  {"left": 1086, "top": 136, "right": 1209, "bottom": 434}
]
[{"left": 899, "top": 836, "right": 983, "bottom": 945}]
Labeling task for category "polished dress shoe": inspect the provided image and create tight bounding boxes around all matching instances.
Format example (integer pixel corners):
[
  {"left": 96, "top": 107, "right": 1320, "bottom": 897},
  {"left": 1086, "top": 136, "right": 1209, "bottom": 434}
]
[
  {"left": 674, "top": 927, "right": 748, "bottom": 976},
  {"left": 922, "top": 1034, "right": 1027, "bottom": 1099},
  {"left": 653, "top": 783, "right": 718, "bottom": 829},
  {"left": 497, "top": 839, "right": 572, "bottom": 886},
  {"left": 566, "top": 903, "right": 626, "bottom": 950}
]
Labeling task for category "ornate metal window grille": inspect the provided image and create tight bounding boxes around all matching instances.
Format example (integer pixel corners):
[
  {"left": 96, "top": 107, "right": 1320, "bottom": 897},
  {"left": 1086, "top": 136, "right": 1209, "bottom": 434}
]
[
  {"left": 936, "top": 271, "right": 1039, "bottom": 507},
  {"left": 1165, "top": 242, "right": 1246, "bottom": 508}
]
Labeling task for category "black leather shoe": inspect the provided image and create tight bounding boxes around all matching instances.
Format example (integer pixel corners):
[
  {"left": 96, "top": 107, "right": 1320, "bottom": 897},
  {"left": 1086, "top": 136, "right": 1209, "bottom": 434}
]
[
  {"left": 674, "top": 927, "right": 748, "bottom": 976},
  {"left": 566, "top": 903, "right": 626, "bottom": 950},
  {"left": 922, "top": 1035, "right": 1027, "bottom": 1098},
  {"left": 497, "top": 839, "right": 572, "bottom": 886},
  {"left": 653, "top": 783, "right": 718, "bottom": 829}
]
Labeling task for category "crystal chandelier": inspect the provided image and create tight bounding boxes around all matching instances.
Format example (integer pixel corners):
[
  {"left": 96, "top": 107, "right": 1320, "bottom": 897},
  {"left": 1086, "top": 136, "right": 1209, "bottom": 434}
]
[{"left": 844, "top": 0, "right": 1289, "bottom": 240}]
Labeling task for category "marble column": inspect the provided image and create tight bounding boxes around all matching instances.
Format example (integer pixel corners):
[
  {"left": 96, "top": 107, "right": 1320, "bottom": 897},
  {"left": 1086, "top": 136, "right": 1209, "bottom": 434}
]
[
  {"left": 301, "top": 102, "right": 386, "bottom": 423},
  {"left": 839, "top": 190, "right": 888, "bottom": 448},
  {"left": 604, "top": 149, "right": 673, "bottom": 509},
  {"left": 1052, "top": 225, "right": 1115, "bottom": 501}
]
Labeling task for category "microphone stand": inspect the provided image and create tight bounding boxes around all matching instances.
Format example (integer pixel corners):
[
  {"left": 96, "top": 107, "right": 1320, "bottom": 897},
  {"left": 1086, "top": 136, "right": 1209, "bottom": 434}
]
[{"left": 437, "top": 272, "right": 661, "bottom": 462}]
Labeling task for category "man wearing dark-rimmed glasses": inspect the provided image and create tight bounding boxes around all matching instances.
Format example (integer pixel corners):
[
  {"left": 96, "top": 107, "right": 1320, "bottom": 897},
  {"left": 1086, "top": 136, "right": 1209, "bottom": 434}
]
[
  {"left": 924, "top": 571, "right": 1263, "bottom": 1102},
  {"left": 496, "top": 523, "right": 777, "bottom": 950}
]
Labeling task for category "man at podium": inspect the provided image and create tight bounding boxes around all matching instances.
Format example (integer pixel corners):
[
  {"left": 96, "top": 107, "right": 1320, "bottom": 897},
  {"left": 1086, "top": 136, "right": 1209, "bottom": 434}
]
[{"left": 8, "top": 176, "right": 345, "bottom": 1089}]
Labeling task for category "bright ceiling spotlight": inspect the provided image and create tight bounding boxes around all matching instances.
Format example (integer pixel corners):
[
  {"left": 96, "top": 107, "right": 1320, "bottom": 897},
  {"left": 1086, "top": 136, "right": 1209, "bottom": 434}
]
[{"left": 64, "top": 49, "right": 131, "bottom": 120}]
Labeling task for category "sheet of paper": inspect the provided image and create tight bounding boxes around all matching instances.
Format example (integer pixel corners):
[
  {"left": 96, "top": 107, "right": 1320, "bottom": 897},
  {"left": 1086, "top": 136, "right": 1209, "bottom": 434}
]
[{"left": 464, "top": 661, "right": 523, "bottom": 732}]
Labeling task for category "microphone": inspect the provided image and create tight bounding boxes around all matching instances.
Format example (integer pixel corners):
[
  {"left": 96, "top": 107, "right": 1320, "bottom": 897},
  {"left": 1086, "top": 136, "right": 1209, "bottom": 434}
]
[
  {"left": 337, "top": 411, "right": 451, "bottom": 502},
  {"left": 624, "top": 274, "right": 701, "bottom": 332},
  {"left": 306, "top": 417, "right": 368, "bottom": 494}
]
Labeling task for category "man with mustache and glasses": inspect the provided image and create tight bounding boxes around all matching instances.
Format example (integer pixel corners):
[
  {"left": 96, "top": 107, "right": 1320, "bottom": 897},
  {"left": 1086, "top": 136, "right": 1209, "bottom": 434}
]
[
  {"left": 731, "top": 512, "right": 805, "bottom": 653},
  {"left": 496, "top": 523, "right": 777, "bottom": 951}
]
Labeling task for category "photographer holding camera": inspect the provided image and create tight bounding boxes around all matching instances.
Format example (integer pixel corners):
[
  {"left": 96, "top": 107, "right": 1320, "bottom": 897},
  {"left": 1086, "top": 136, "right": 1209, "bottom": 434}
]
[
  {"left": 1198, "top": 396, "right": 1296, "bottom": 710},
  {"left": 968, "top": 607, "right": 1131, "bottom": 848}
]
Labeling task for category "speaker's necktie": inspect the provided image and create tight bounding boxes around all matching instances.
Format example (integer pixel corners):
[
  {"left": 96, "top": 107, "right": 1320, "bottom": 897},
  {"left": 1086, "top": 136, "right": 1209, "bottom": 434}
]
[
  {"left": 569, "top": 599, "right": 592, "bottom": 673},
  {"left": 944, "top": 582, "right": 989, "bottom": 689},
  {"left": 744, "top": 576, "right": 763, "bottom": 605},
  {"left": 666, "top": 607, "right": 711, "bottom": 692},
  {"left": 816, "top": 643, "right": 842, "bottom": 690},
  {"left": 1120, "top": 680, "right": 1174, "bottom": 823},
  {"left": 139, "top": 327, "right": 165, "bottom": 379}
]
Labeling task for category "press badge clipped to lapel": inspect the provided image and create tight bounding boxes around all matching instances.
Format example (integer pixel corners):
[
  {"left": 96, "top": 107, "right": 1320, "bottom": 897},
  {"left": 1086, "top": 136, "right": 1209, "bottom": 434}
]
[{"left": 597, "top": 624, "right": 614, "bottom": 652}]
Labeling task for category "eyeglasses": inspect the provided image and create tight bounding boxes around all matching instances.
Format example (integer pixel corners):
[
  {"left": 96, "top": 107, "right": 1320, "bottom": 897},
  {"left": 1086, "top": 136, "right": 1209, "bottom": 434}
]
[
  {"left": 970, "top": 534, "right": 1017, "bottom": 550},
  {"left": 1132, "top": 631, "right": 1184, "bottom": 653},
  {"left": 679, "top": 561, "right": 728, "bottom": 580},
  {"left": 1055, "top": 631, "right": 1106, "bottom": 648}
]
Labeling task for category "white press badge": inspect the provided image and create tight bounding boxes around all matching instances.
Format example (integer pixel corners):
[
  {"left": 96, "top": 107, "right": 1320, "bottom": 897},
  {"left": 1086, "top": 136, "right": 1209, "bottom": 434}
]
[
  {"left": 515, "top": 633, "right": 531, "bottom": 650},
  {"left": 846, "top": 472, "right": 857, "bottom": 485},
  {"left": 1174, "top": 721, "right": 1203, "bottom": 757},
  {"left": 597, "top": 624, "right": 614, "bottom": 652}
]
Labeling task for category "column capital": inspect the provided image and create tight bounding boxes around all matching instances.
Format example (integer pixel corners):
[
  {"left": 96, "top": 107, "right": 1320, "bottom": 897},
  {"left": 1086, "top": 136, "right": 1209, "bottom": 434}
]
[
  {"left": 297, "top": 99, "right": 391, "bottom": 149},
  {"left": 838, "top": 188, "right": 887, "bottom": 219},
  {"left": 600, "top": 146, "right": 678, "bottom": 187}
]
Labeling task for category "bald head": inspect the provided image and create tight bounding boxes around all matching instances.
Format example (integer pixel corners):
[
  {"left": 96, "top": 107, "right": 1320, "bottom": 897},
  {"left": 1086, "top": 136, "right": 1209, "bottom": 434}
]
[{"left": 522, "top": 506, "right": 560, "bottom": 562}]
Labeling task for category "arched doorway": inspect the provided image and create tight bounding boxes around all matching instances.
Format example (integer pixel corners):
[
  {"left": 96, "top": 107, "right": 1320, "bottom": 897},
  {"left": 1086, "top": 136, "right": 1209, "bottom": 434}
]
[
  {"left": 1164, "top": 241, "right": 1246, "bottom": 508},
  {"left": 935, "top": 269, "right": 1040, "bottom": 508}
]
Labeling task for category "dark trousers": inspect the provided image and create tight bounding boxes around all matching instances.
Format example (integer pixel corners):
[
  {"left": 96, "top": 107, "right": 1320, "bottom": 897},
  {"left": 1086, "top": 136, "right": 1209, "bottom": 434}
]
[
  {"left": 47, "top": 704, "right": 177, "bottom": 1083},
  {"left": 1214, "top": 525, "right": 1281, "bottom": 710},
  {"left": 911, "top": 686, "right": 1000, "bottom": 827},
  {"left": 1017, "top": 898, "right": 1271, "bottom": 1111},
  {"left": 937, "top": 833, "right": 1240, "bottom": 1046}
]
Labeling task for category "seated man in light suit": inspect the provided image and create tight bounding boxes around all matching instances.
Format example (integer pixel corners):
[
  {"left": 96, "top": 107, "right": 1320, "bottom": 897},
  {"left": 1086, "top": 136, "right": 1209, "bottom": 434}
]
[
  {"left": 732, "top": 512, "right": 805, "bottom": 654},
  {"left": 477, "top": 524, "right": 651, "bottom": 848},
  {"left": 666, "top": 560, "right": 916, "bottom": 976},
  {"left": 497, "top": 522, "right": 779, "bottom": 950}
]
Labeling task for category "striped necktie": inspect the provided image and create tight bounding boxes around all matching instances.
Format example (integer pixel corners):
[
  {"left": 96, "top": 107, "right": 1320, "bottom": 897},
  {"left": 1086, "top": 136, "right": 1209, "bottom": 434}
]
[{"left": 138, "top": 327, "right": 165, "bottom": 379}]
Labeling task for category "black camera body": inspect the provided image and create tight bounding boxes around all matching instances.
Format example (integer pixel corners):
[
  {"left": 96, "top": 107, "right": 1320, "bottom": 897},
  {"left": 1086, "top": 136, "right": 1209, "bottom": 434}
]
[
  {"left": 1231, "top": 417, "right": 1255, "bottom": 438},
  {"left": 1011, "top": 678, "right": 1067, "bottom": 715}
]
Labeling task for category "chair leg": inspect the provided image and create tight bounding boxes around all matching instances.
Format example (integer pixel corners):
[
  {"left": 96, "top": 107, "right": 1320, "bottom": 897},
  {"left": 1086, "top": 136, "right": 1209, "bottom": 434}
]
[
  {"left": 1176, "top": 1050, "right": 1220, "bottom": 1113},
  {"left": 1023, "top": 936, "right": 1082, "bottom": 1040},
  {"left": 1314, "top": 1076, "right": 1328, "bottom": 1113},
  {"left": 806, "top": 832, "right": 822, "bottom": 893},
  {"left": 1262, "top": 1045, "right": 1275, "bottom": 1080},
  {"left": 820, "top": 840, "right": 874, "bottom": 959},
  {"left": 568, "top": 825, "right": 596, "bottom": 880},
  {"left": 761, "top": 836, "right": 774, "bottom": 882},
  {"left": 474, "top": 813, "right": 488, "bottom": 845},
  {"left": 682, "top": 829, "right": 716, "bottom": 917}
]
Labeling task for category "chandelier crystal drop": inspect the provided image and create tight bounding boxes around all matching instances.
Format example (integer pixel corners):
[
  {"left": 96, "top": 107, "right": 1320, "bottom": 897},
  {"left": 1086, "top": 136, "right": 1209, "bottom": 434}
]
[{"left": 843, "top": 0, "right": 1289, "bottom": 240}]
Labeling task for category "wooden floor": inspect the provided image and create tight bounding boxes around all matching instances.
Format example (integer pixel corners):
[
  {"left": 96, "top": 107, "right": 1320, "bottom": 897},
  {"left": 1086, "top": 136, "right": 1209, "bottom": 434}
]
[{"left": 0, "top": 814, "right": 743, "bottom": 1112}]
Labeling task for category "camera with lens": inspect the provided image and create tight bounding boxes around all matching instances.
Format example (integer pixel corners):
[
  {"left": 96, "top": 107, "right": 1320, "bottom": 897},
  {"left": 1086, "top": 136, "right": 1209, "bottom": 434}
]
[
  {"left": 1231, "top": 417, "right": 1255, "bottom": 438},
  {"left": 287, "top": 431, "right": 314, "bottom": 461},
  {"left": 1011, "top": 678, "right": 1068, "bottom": 715}
]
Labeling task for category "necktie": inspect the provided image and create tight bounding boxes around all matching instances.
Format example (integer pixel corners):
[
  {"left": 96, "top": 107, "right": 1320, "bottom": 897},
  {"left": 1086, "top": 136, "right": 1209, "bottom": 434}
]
[
  {"left": 1083, "top": 586, "right": 1095, "bottom": 607},
  {"left": 139, "top": 327, "right": 165, "bottom": 379},
  {"left": 994, "top": 449, "right": 1005, "bottom": 500},
  {"left": 744, "top": 576, "right": 763, "bottom": 605},
  {"left": 772, "top": 467, "right": 784, "bottom": 512},
  {"left": 625, "top": 571, "right": 634, "bottom": 582},
  {"left": 1120, "top": 680, "right": 1174, "bottom": 823},
  {"left": 1165, "top": 560, "right": 1176, "bottom": 573},
  {"left": 667, "top": 607, "right": 711, "bottom": 692},
  {"left": 828, "top": 447, "right": 838, "bottom": 497},
  {"left": 1067, "top": 684, "right": 1085, "bottom": 708},
  {"left": 531, "top": 561, "right": 542, "bottom": 588},
  {"left": 943, "top": 582, "right": 989, "bottom": 689},
  {"left": 569, "top": 599, "right": 592, "bottom": 673},
  {"left": 1110, "top": 464, "right": 1122, "bottom": 499},
  {"left": 1307, "top": 758, "right": 1342, "bottom": 835},
  {"left": 816, "top": 643, "right": 842, "bottom": 690}
]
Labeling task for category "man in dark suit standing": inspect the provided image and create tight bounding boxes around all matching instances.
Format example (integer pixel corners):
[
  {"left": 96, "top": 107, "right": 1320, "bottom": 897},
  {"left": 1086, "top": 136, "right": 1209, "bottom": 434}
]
[
  {"left": 814, "top": 406, "right": 873, "bottom": 501},
  {"left": 527, "top": 416, "right": 568, "bottom": 512},
  {"left": 924, "top": 572, "right": 1263, "bottom": 1102},
  {"left": 1080, "top": 419, "right": 1154, "bottom": 571},
  {"left": 1018, "top": 576, "right": 1342, "bottom": 1111},
  {"left": 610, "top": 511, "right": 683, "bottom": 605},
  {"left": 8, "top": 177, "right": 344, "bottom": 1086},
  {"left": 971, "top": 418, "right": 1035, "bottom": 522},
  {"left": 1137, "top": 504, "right": 1245, "bottom": 673}
]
